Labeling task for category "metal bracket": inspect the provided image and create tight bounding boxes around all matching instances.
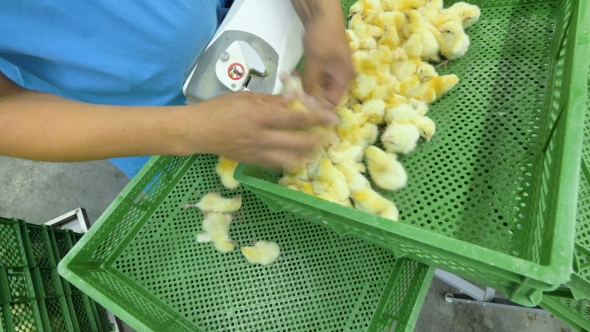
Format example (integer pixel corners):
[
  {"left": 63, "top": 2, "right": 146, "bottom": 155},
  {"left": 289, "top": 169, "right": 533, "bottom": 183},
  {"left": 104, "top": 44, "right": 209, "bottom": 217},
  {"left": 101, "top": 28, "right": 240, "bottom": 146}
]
[
  {"left": 44, "top": 207, "right": 90, "bottom": 232},
  {"left": 434, "top": 269, "right": 548, "bottom": 314}
]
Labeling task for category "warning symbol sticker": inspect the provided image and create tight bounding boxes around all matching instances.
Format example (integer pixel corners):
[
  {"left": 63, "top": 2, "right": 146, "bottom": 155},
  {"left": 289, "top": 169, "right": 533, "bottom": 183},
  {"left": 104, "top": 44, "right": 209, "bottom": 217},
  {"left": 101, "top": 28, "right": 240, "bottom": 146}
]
[{"left": 228, "top": 63, "right": 245, "bottom": 81}]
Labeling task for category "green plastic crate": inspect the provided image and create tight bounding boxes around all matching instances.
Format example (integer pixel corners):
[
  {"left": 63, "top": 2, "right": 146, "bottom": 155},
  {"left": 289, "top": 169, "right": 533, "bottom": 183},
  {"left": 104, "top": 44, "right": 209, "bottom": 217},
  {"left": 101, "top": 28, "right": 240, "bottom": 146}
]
[
  {"left": 235, "top": 0, "right": 590, "bottom": 307},
  {"left": 59, "top": 155, "right": 435, "bottom": 332},
  {"left": 67, "top": 294, "right": 101, "bottom": 332},
  {"left": 541, "top": 293, "right": 590, "bottom": 331},
  {"left": 1, "top": 301, "right": 44, "bottom": 332},
  {"left": 565, "top": 50, "right": 590, "bottom": 301},
  {"left": 0, "top": 218, "right": 27, "bottom": 269},
  {"left": 0, "top": 268, "right": 36, "bottom": 305},
  {"left": 38, "top": 297, "right": 75, "bottom": 332},
  {"left": 20, "top": 223, "right": 56, "bottom": 269}
]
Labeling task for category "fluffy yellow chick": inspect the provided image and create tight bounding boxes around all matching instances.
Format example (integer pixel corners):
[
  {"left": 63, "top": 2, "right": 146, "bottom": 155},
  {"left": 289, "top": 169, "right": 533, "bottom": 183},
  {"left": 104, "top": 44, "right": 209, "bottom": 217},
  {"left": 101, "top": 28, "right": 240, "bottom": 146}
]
[
  {"left": 390, "top": 56, "right": 422, "bottom": 81},
  {"left": 364, "top": 146, "right": 408, "bottom": 191},
  {"left": 351, "top": 188, "right": 399, "bottom": 221},
  {"left": 346, "top": 29, "right": 361, "bottom": 52},
  {"left": 447, "top": 2, "right": 481, "bottom": 30},
  {"left": 337, "top": 107, "right": 370, "bottom": 145},
  {"left": 402, "top": 10, "right": 440, "bottom": 62},
  {"left": 373, "top": 11, "right": 404, "bottom": 31},
  {"left": 362, "top": 99, "right": 387, "bottom": 124},
  {"left": 241, "top": 241, "right": 280, "bottom": 265},
  {"left": 312, "top": 157, "right": 350, "bottom": 202},
  {"left": 378, "top": 25, "right": 402, "bottom": 50},
  {"left": 402, "top": 34, "right": 423, "bottom": 58},
  {"left": 197, "top": 213, "right": 235, "bottom": 253},
  {"left": 349, "top": 0, "right": 383, "bottom": 17},
  {"left": 384, "top": 93, "right": 409, "bottom": 110},
  {"left": 351, "top": 73, "right": 379, "bottom": 101},
  {"left": 437, "top": 21, "right": 470, "bottom": 68},
  {"left": 360, "top": 38, "right": 378, "bottom": 50},
  {"left": 278, "top": 164, "right": 309, "bottom": 187},
  {"left": 398, "top": 75, "right": 421, "bottom": 98},
  {"left": 409, "top": 98, "right": 429, "bottom": 116},
  {"left": 418, "top": 0, "right": 444, "bottom": 23},
  {"left": 359, "top": 121, "right": 380, "bottom": 149},
  {"left": 327, "top": 142, "right": 364, "bottom": 168},
  {"left": 350, "top": 14, "right": 382, "bottom": 39},
  {"left": 416, "top": 64, "right": 438, "bottom": 82},
  {"left": 336, "top": 163, "right": 371, "bottom": 193},
  {"left": 381, "top": 123, "right": 421, "bottom": 154},
  {"left": 415, "top": 74, "right": 460, "bottom": 103},
  {"left": 385, "top": 104, "right": 436, "bottom": 141},
  {"left": 186, "top": 192, "right": 242, "bottom": 213},
  {"left": 215, "top": 156, "right": 240, "bottom": 190}
]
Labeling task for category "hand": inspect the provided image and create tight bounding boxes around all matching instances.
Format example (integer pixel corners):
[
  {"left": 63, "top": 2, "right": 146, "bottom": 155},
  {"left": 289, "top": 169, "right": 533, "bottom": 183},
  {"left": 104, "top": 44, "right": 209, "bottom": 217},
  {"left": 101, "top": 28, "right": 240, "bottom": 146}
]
[
  {"left": 300, "top": 1, "right": 354, "bottom": 106},
  {"left": 184, "top": 91, "right": 339, "bottom": 168}
]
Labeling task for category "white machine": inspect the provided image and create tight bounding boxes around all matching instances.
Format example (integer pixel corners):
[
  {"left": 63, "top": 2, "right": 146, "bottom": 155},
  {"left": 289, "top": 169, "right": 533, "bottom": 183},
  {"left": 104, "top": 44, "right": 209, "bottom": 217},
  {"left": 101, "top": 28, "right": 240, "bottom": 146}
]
[{"left": 183, "top": 0, "right": 305, "bottom": 104}]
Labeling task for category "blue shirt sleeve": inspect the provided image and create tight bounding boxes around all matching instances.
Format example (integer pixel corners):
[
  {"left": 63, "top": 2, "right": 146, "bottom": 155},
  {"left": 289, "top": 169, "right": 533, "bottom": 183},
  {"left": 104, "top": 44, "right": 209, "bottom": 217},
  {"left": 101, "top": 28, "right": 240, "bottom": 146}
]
[{"left": 0, "top": 0, "right": 224, "bottom": 178}]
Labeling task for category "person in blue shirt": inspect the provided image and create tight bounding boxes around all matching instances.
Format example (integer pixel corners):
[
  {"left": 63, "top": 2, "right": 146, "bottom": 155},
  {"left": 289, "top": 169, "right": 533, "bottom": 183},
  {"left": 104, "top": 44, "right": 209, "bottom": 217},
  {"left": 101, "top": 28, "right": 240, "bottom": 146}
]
[{"left": 0, "top": 0, "right": 352, "bottom": 178}]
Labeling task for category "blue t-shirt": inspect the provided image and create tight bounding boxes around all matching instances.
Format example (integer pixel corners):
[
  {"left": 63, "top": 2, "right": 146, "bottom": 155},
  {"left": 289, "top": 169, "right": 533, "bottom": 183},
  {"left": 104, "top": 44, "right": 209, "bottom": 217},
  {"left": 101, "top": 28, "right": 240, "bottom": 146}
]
[{"left": 0, "top": 0, "right": 227, "bottom": 178}]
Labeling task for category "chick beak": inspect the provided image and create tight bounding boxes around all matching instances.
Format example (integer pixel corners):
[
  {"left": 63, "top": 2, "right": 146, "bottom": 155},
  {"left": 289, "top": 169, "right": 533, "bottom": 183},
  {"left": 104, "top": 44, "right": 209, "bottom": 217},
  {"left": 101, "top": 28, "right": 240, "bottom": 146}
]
[
  {"left": 419, "top": 74, "right": 425, "bottom": 80},
  {"left": 426, "top": 136, "right": 431, "bottom": 142},
  {"left": 461, "top": 16, "right": 467, "bottom": 21},
  {"left": 438, "top": 27, "right": 445, "bottom": 33},
  {"left": 403, "top": 11, "right": 409, "bottom": 18}
]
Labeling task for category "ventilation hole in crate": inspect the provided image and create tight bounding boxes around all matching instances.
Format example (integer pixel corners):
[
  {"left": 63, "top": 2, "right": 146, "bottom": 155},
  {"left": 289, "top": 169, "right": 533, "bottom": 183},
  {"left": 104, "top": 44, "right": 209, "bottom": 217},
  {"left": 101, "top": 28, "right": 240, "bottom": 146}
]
[{"left": 0, "top": 222, "right": 24, "bottom": 267}]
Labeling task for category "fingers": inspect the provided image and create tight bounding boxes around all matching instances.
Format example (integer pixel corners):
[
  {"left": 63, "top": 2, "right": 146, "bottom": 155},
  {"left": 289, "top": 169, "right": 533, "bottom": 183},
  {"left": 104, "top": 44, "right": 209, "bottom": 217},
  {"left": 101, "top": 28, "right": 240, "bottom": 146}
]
[
  {"left": 252, "top": 130, "right": 326, "bottom": 168},
  {"left": 263, "top": 106, "right": 339, "bottom": 130}
]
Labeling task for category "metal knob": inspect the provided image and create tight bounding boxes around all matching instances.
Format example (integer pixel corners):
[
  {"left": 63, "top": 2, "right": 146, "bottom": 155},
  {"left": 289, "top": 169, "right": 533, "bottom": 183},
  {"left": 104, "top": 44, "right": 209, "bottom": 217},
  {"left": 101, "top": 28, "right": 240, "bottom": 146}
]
[{"left": 219, "top": 51, "right": 230, "bottom": 61}]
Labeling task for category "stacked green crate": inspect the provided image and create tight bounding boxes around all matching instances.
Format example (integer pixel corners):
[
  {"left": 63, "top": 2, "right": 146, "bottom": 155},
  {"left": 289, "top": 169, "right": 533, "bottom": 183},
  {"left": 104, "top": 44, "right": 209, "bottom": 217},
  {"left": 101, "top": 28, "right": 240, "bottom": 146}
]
[{"left": 0, "top": 217, "right": 113, "bottom": 332}]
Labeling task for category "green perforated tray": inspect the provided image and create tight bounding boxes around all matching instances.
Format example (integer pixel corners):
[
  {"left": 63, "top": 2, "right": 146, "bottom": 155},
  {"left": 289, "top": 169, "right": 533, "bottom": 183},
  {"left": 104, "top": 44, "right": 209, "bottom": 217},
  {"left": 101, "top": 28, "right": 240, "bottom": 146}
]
[
  {"left": 59, "top": 155, "right": 435, "bottom": 332},
  {"left": 0, "top": 218, "right": 28, "bottom": 269},
  {"left": 541, "top": 292, "right": 590, "bottom": 332},
  {"left": 555, "top": 48, "right": 590, "bottom": 303},
  {"left": 235, "top": 0, "right": 590, "bottom": 307}
]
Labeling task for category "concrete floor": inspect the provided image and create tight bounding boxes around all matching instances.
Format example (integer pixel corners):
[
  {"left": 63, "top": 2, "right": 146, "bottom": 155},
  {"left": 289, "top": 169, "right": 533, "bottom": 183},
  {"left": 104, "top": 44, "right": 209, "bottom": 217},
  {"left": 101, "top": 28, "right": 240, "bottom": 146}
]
[{"left": 0, "top": 155, "right": 575, "bottom": 332}]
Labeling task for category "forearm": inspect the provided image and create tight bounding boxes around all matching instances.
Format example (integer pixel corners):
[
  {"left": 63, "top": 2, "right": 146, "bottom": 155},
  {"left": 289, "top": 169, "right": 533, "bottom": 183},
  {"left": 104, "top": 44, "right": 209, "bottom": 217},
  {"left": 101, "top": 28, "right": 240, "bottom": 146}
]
[
  {"left": 289, "top": 0, "right": 345, "bottom": 26},
  {"left": 0, "top": 90, "right": 195, "bottom": 162}
]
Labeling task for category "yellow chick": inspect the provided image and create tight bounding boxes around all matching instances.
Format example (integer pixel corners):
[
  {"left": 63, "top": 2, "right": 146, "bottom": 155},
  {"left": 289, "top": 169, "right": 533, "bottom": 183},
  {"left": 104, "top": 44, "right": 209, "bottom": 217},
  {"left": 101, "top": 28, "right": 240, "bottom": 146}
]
[
  {"left": 351, "top": 73, "right": 379, "bottom": 101},
  {"left": 402, "top": 34, "right": 423, "bottom": 58},
  {"left": 390, "top": 56, "right": 422, "bottom": 81},
  {"left": 447, "top": 2, "right": 481, "bottom": 30},
  {"left": 278, "top": 164, "right": 310, "bottom": 187},
  {"left": 378, "top": 25, "right": 402, "bottom": 50},
  {"left": 241, "top": 241, "right": 280, "bottom": 265},
  {"left": 418, "top": 0, "right": 444, "bottom": 23},
  {"left": 397, "top": 75, "right": 421, "bottom": 98},
  {"left": 337, "top": 107, "right": 370, "bottom": 145},
  {"left": 409, "top": 98, "right": 429, "bottom": 116},
  {"left": 373, "top": 11, "right": 404, "bottom": 31},
  {"left": 312, "top": 157, "right": 350, "bottom": 202},
  {"left": 365, "top": 146, "right": 408, "bottom": 191},
  {"left": 415, "top": 74, "right": 460, "bottom": 103},
  {"left": 351, "top": 188, "right": 399, "bottom": 221},
  {"left": 384, "top": 93, "right": 409, "bottom": 110},
  {"left": 349, "top": 0, "right": 383, "bottom": 17},
  {"left": 350, "top": 14, "right": 382, "bottom": 40},
  {"left": 385, "top": 104, "right": 436, "bottom": 141},
  {"left": 381, "top": 123, "right": 421, "bottom": 154},
  {"left": 361, "top": 99, "right": 387, "bottom": 124},
  {"left": 197, "top": 213, "right": 236, "bottom": 253},
  {"left": 336, "top": 163, "right": 371, "bottom": 193},
  {"left": 436, "top": 21, "right": 470, "bottom": 68},
  {"left": 360, "top": 38, "right": 378, "bottom": 50},
  {"left": 416, "top": 64, "right": 438, "bottom": 82},
  {"left": 215, "top": 156, "right": 240, "bottom": 190},
  {"left": 327, "top": 142, "right": 364, "bottom": 168},
  {"left": 359, "top": 121, "right": 380, "bottom": 149},
  {"left": 367, "top": 74, "right": 398, "bottom": 101},
  {"left": 298, "top": 182, "right": 316, "bottom": 195},
  {"left": 186, "top": 192, "right": 242, "bottom": 213},
  {"left": 402, "top": 10, "right": 440, "bottom": 62},
  {"left": 346, "top": 29, "right": 361, "bottom": 53}
]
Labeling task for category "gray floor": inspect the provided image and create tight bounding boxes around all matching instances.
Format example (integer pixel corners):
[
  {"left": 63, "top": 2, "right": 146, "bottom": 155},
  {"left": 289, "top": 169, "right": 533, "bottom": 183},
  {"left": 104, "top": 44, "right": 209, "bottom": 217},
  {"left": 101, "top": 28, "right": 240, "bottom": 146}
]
[{"left": 0, "top": 155, "right": 575, "bottom": 332}]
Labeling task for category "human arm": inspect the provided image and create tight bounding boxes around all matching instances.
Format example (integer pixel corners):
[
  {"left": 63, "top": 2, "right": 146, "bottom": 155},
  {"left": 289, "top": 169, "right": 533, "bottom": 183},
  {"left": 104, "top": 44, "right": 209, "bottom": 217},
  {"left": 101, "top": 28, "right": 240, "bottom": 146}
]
[
  {"left": 289, "top": 0, "right": 354, "bottom": 105},
  {"left": 0, "top": 72, "right": 338, "bottom": 167}
]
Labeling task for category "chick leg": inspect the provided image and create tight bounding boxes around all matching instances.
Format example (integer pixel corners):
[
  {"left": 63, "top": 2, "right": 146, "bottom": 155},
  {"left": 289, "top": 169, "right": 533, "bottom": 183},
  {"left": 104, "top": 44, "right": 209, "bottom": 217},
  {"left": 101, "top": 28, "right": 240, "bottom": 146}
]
[{"left": 436, "top": 60, "right": 452, "bottom": 69}]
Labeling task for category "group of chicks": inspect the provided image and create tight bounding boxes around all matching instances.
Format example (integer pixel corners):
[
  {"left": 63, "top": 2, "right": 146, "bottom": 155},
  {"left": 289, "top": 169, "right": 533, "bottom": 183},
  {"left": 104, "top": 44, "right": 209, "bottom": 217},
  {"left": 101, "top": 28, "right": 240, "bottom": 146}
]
[
  {"left": 277, "top": 0, "right": 480, "bottom": 221},
  {"left": 184, "top": 163, "right": 280, "bottom": 266},
  {"left": 185, "top": 0, "right": 480, "bottom": 263}
]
